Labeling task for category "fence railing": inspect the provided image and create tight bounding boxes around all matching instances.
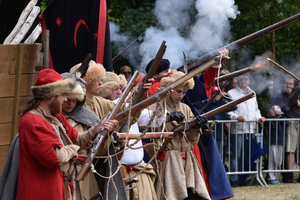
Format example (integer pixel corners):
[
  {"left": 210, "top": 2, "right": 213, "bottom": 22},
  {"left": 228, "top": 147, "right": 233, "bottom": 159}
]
[{"left": 207, "top": 118, "right": 300, "bottom": 187}]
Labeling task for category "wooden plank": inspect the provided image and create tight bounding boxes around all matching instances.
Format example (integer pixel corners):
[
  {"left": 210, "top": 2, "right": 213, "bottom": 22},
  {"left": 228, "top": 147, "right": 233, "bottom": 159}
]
[
  {"left": 0, "top": 74, "right": 35, "bottom": 98},
  {"left": 0, "top": 145, "right": 10, "bottom": 175},
  {"left": 0, "top": 75, "right": 15, "bottom": 97},
  {"left": 0, "top": 45, "right": 18, "bottom": 74},
  {"left": 0, "top": 98, "right": 13, "bottom": 123},
  {"left": 0, "top": 124, "right": 12, "bottom": 146},
  {"left": 0, "top": 44, "right": 41, "bottom": 75},
  {"left": 21, "top": 44, "right": 42, "bottom": 74}
]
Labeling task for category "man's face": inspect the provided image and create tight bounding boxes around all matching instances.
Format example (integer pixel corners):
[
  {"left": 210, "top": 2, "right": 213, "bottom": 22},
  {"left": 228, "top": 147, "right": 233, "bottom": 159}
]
[
  {"left": 50, "top": 94, "right": 67, "bottom": 115},
  {"left": 120, "top": 66, "right": 132, "bottom": 80},
  {"left": 86, "top": 79, "right": 102, "bottom": 95},
  {"left": 106, "top": 86, "right": 122, "bottom": 101},
  {"left": 62, "top": 98, "right": 77, "bottom": 114},
  {"left": 285, "top": 78, "right": 294, "bottom": 91},
  {"left": 237, "top": 75, "right": 250, "bottom": 89},
  {"left": 153, "top": 69, "right": 170, "bottom": 80},
  {"left": 169, "top": 86, "right": 187, "bottom": 104}
]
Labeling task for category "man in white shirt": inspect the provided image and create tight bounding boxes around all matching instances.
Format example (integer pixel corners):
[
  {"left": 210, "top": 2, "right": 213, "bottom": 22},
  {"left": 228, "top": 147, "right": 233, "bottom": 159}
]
[{"left": 227, "top": 73, "right": 265, "bottom": 187}]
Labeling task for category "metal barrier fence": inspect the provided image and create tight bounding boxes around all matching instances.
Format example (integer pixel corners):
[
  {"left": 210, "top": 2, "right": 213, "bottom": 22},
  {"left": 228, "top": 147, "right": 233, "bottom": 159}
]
[{"left": 207, "top": 118, "right": 300, "bottom": 187}]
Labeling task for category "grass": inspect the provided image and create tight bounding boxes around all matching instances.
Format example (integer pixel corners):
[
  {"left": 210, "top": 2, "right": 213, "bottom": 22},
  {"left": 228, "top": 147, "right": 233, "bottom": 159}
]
[{"left": 231, "top": 182, "right": 300, "bottom": 200}]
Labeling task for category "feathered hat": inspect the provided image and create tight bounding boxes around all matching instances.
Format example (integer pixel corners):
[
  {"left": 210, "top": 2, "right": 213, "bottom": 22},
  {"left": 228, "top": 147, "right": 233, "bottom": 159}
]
[
  {"left": 98, "top": 72, "right": 127, "bottom": 98},
  {"left": 70, "top": 60, "right": 106, "bottom": 85},
  {"left": 31, "top": 69, "right": 75, "bottom": 99},
  {"left": 160, "top": 70, "right": 194, "bottom": 90}
]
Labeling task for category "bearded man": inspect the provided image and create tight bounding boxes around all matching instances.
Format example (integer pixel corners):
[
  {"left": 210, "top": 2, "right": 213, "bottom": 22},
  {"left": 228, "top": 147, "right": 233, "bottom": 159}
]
[{"left": 17, "top": 69, "right": 118, "bottom": 200}]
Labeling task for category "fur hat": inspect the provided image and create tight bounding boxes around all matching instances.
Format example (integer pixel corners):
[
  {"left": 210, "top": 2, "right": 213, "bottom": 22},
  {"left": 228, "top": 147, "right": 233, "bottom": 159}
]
[
  {"left": 31, "top": 69, "right": 75, "bottom": 99},
  {"left": 67, "top": 84, "right": 85, "bottom": 102},
  {"left": 70, "top": 60, "right": 106, "bottom": 85},
  {"left": 160, "top": 71, "right": 194, "bottom": 90},
  {"left": 98, "top": 72, "right": 127, "bottom": 98},
  {"left": 145, "top": 58, "right": 170, "bottom": 74}
]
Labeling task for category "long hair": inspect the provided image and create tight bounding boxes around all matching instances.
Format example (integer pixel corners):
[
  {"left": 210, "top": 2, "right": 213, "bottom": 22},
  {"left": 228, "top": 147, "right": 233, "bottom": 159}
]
[{"left": 19, "top": 98, "right": 40, "bottom": 117}]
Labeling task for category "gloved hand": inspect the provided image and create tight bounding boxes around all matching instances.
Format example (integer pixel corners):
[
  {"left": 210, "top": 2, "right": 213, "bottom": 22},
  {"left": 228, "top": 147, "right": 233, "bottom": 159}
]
[
  {"left": 169, "top": 111, "right": 185, "bottom": 122},
  {"left": 192, "top": 115, "right": 208, "bottom": 129},
  {"left": 112, "top": 131, "right": 123, "bottom": 147}
]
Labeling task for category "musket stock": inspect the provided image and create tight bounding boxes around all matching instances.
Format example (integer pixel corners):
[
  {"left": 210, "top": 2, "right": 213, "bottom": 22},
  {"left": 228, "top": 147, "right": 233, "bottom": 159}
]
[
  {"left": 118, "top": 132, "right": 173, "bottom": 140},
  {"left": 75, "top": 72, "right": 139, "bottom": 182},
  {"left": 178, "top": 13, "right": 300, "bottom": 72}
]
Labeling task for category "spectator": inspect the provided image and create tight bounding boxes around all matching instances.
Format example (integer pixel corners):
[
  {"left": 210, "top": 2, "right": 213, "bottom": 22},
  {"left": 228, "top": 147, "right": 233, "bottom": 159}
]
[
  {"left": 120, "top": 65, "right": 133, "bottom": 81},
  {"left": 266, "top": 105, "right": 286, "bottom": 185},
  {"left": 226, "top": 73, "right": 265, "bottom": 187},
  {"left": 272, "top": 76, "right": 296, "bottom": 183},
  {"left": 285, "top": 79, "right": 300, "bottom": 183}
]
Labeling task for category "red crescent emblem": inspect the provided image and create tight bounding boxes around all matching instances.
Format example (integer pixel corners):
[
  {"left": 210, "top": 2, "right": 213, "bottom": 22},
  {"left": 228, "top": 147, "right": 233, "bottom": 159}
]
[{"left": 74, "top": 19, "right": 89, "bottom": 48}]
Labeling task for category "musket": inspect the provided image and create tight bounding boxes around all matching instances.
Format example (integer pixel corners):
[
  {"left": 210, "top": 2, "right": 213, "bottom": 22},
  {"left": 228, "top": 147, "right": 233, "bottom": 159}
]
[
  {"left": 119, "top": 40, "right": 167, "bottom": 132},
  {"left": 75, "top": 71, "right": 139, "bottom": 182},
  {"left": 178, "top": 13, "right": 300, "bottom": 72},
  {"left": 267, "top": 58, "right": 300, "bottom": 82},
  {"left": 212, "top": 67, "right": 253, "bottom": 85},
  {"left": 156, "top": 92, "right": 255, "bottom": 157},
  {"left": 117, "top": 132, "right": 173, "bottom": 140},
  {"left": 198, "top": 77, "right": 233, "bottom": 114},
  {"left": 115, "top": 58, "right": 218, "bottom": 121},
  {"left": 112, "top": 32, "right": 146, "bottom": 64}
]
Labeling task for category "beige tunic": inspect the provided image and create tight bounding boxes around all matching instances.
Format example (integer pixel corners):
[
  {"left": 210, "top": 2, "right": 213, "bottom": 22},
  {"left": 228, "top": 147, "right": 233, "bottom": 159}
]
[
  {"left": 67, "top": 118, "right": 100, "bottom": 200},
  {"left": 155, "top": 101, "right": 211, "bottom": 200}
]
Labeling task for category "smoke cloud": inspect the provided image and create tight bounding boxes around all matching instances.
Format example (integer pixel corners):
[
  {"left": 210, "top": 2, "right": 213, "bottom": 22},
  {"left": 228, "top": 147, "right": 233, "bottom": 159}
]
[{"left": 110, "top": 0, "right": 240, "bottom": 72}]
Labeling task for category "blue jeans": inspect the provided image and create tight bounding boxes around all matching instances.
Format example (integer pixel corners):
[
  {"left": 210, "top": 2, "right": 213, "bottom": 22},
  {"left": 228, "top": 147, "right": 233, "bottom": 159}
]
[{"left": 229, "top": 134, "right": 252, "bottom": 183}]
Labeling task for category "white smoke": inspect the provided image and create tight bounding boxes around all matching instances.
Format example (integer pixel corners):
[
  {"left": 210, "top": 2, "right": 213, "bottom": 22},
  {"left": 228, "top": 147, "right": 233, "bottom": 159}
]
[
  {"left": 109, "top": 21, "right": 130, "bottom": 52},
  {"left": 137, "top": 0, "right": 240, "bottom": 72}
]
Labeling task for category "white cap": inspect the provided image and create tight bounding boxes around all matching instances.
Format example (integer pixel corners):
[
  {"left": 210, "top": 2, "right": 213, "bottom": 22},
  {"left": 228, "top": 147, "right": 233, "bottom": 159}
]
[{"left": 271, "top": 105, "right": 284, "bottom": 115}]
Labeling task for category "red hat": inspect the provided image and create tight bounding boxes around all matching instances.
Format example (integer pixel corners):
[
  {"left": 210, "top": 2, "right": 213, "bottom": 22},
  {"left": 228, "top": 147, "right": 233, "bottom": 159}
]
[
  {"left": 211, "top": 86, "right": 220, "bottom": 94},
  {"left": 31, "top": 69, "right": 75, "bottom": 99}
]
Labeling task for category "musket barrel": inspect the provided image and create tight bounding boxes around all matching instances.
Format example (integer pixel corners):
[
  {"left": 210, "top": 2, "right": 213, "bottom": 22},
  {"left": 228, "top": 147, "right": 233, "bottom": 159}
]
[
  {"left": 112, "top": 32, "right": 145, "bottom": 64},
  {"left": 203, "top": 92, "right": 255, "bottom": 119},
  {"left": 212, "top": 67, "right": 253, "bottom": 84},
  {"left": 267, "top": 58, "right": 300, "bottom": 82},
  {"left": 178, "top": 13, "right": 300, "bottom": 72}
]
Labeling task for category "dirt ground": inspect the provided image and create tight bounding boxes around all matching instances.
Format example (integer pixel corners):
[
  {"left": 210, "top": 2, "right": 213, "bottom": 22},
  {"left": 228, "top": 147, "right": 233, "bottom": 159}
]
[{"left": 231, "top": 183, "right": 300, "bottom": 200}]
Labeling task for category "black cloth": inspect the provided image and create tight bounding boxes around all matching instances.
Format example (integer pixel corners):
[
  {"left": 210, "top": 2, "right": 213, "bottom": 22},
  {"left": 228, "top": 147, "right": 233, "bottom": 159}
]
[
  {"left": 41, "top": 0, "right": 113, "bottom": 73},
  {"left": 145, "top": 58, "right": 170, "bottom": 74}
]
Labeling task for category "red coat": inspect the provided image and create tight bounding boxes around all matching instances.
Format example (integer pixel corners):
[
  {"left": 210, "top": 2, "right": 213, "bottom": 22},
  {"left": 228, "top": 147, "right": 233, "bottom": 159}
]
[
  {"left": 147, "top": 72, "right": 173, "bottom": 96},
  {"left": 17, "top": 111, "right": 78, "bottom": 200}
]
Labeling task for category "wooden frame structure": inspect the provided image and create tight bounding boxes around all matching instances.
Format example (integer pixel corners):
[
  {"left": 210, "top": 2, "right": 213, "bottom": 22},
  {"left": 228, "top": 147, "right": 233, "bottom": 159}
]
[{"left": 0, "top": 43, "right": 41, "bottom": 173}]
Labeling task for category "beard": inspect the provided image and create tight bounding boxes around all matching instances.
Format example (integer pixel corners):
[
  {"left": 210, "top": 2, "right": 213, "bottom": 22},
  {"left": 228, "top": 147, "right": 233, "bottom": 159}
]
[{"left": 49, "top": 97, "right": 62, "bottom": 115}]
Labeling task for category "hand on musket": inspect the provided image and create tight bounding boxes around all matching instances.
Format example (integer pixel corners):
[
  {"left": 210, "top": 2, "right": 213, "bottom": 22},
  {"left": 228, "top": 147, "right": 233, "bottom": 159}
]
[{"left": 214, "top": 48, "right": 230, "bottom": 64}]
